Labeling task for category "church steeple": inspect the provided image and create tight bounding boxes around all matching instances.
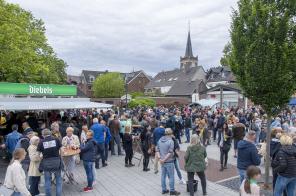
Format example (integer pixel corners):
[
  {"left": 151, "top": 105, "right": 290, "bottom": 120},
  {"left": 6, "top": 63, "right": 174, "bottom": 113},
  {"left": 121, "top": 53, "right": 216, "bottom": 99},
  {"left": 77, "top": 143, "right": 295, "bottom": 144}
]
[
  {"left": 180, "top": 23, "right": 198, "bottom": 72},
  {"left": 185, "top": 31, "right": 193, "bottom": 57}
]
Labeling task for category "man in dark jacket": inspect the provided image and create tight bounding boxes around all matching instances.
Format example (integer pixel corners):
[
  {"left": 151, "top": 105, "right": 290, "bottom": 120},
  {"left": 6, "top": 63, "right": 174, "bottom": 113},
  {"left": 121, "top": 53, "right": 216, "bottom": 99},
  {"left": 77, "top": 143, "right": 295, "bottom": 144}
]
[
  {"left": 184, "top": 113, "right": 192, "bottom": 143},
  {"left": 37, "top": 129, "right": 62, "bottom": 196},
  {"left": 272, "top": 135, "right": 296, "bottom": 196},
  {"left": 109, "top": 115, "right": 122, "bottom": 156},
  {"left": 80, "top": 131, "right": 97, "bottom": 192},
  {"left": 237, "top": 131, "right": 261, "bottom": 183}
]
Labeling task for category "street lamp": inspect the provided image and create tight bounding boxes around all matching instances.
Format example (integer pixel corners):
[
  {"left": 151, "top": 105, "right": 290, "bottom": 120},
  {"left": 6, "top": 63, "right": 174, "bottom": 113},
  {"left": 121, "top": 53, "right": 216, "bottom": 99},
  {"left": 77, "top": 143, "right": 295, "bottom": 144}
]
[{"left": 125, "top": 76, "right": 128, "bottom": 111}]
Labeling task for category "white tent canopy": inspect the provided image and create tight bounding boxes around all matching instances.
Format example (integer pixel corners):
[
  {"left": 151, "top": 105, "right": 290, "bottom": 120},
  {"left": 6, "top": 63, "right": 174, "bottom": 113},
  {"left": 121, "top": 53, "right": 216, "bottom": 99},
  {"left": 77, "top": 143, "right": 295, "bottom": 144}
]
[{"left": 0, "top": 97, "right": 113, "bottom": 111}]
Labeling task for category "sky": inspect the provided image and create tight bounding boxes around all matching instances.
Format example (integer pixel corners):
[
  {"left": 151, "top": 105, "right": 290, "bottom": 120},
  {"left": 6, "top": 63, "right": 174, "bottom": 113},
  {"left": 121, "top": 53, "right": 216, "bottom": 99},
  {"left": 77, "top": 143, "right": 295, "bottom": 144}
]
[{"left": 8, "top": 0, "right": 238, "bottom": 76}]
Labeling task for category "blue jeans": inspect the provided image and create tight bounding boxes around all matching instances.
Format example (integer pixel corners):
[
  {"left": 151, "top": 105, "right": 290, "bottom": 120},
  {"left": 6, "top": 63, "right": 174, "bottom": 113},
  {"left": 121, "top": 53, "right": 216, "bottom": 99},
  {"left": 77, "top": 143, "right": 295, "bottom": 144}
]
[
  {"left": 44, "top": 170, "right": 62, "bottom": 196},
  {"left": 185, "top": 128, "right": 190, "bottom": 143},
  {"left": 238, "top": 169, "right": 246, "bottom": 184},
  {"left": 83, "top": 161, "right": 94, "bottom": 187},
  {"left": 12, "top": 192, "right": 21, "bottom": 196},
  {"left": 174, "top": 158, "right": 182, "bottom": 180},
  {"left": 274, "top": 175, "right": 296, "bottom": 196},
  {"left": 161, "top": 162, "right": 175, "bottom": 192}
]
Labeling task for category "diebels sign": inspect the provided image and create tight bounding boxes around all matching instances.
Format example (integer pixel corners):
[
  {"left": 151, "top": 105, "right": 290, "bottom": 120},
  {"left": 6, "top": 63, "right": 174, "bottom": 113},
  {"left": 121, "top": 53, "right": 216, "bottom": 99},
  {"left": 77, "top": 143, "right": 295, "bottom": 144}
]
[{"left": 0, "top": 82, "right": 77, "bottom": 96}]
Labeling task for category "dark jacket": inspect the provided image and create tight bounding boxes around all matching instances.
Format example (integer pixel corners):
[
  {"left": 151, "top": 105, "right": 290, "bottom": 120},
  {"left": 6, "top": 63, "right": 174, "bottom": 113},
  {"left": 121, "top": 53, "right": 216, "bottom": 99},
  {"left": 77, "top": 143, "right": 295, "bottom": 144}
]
[
  {"left": 80, "top": 138, "right": 97, "bottom": 162},
  {"left": 232, "top": 123, "right": 245, "bottom": 140},
  {"left": 218, "top": 129, "right": 232, "bottom": 150},
  {"left": 237, "top": 140, "right": 261, "bottom": 170},
  {"left": 270, "top": 138, "right": 281, "bottom": 161},
  {"left": 272, "top": 145, "right": 296, "bottom": 178},
  {"left": 184, "top": 117, "right": 192, "bottom": 128}
]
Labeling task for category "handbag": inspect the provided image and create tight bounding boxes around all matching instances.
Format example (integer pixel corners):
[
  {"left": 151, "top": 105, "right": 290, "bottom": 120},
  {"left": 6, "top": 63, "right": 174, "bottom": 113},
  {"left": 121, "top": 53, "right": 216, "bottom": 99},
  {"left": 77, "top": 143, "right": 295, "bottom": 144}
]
[{"left": 0, "top": 185, "right": 14, "bottom": 196}]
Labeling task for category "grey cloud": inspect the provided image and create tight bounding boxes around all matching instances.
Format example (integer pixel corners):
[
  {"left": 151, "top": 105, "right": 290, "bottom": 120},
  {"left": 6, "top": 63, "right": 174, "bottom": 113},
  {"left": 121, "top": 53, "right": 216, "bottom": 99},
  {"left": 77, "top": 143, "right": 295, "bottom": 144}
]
[{"left": 8, "top": 0, "right": 238, "bottom": 76}]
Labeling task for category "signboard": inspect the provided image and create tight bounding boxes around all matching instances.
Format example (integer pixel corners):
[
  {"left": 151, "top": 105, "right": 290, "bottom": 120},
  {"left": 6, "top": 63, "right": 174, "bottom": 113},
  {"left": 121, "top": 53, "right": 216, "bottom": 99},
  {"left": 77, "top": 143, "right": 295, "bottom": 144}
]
[
  {"left": 120, "top": 94, "right": 131, "bottom": 103},
  {"left": 0, "top": 82, "right": 77, "bottom": 96}
]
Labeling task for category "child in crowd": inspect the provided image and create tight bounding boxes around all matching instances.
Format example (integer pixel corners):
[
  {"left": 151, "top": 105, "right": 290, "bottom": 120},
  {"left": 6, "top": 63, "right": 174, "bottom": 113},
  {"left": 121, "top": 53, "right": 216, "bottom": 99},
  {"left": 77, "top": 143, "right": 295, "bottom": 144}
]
[
  {"left": 240, "top": 166, "right": 261, "bottom": 196},
  {"left": 123, "top": 126, "right": 135, "bottom": 167}
]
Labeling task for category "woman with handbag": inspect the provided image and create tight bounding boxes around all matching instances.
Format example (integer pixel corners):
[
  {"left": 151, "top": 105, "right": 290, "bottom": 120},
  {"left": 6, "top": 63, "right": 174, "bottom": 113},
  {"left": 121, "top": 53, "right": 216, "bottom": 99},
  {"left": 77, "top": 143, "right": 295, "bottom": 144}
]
[
  {"left": 218, "top": 122, "right": 232, "bottom": 171},
  {"left": 184, "top": 134, "right": 207, "bottom": 196},
  {"left": 3, "top": 148, "right": 31, "bottom": 196}
]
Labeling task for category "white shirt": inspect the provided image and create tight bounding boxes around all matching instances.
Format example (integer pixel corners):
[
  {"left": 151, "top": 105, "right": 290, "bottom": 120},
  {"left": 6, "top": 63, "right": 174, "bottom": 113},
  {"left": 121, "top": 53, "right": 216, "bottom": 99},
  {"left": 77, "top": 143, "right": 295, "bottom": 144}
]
[
  {"left": 240, "top": 180, "right": 260, "bottom": 196},
  {"left": 4, "top": 160, "right": 31, "bottom": 196}
]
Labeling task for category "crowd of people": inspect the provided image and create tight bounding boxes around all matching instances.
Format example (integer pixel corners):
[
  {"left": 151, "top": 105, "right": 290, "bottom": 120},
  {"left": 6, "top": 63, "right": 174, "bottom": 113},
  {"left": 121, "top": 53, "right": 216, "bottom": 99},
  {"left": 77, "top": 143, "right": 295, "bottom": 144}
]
[{"left": 0, "top": 105, "right": 295, "bottom": 196}]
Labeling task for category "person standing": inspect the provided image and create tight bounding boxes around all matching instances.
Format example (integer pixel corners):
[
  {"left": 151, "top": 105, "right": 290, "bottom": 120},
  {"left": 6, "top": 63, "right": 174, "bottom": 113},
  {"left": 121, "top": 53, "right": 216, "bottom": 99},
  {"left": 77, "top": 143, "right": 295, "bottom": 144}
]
[
  {"left": 80, "top": 125, "right": 89, "bottom": 144},
  {"left": 109, "top": 115, "right": 122, "bottom": 156},
  {"left": 237, "top": 131, "right": 261, "bottom": 183},
  {"left": 100, "top": 120, "right": 111, "bottom": 162},
  {"left": 272, "top": 135, "right": 296, "bottom": 196},
  {"left": 28, "top": 136, "right": 42, "bottom": 196},
  {"left": 232, "top": 117, "right": 246, "bottom": 158},
  {"left": 172, "top": 136, "right": 186, "bottom": 184},
  {"left": 184, "top": 134, "right": 207, "bottom": 196},
  {"left": 153, "top": 121, "right": 166, "bottom": 174},
  {"left": 61, "top": 127, "right": 80, "bottom": 180},
  {"left": 1, "top": 124, "right": 22, "bottom": 160},
  {"left": 140, "top": 123, "right": 152, "bottom": 171},
  {"left": 3, "top": 148, "right": 31, "bottom": 196},
  {"left": 37, "top": 129, "right": 62, "bottom": 196},
  {"left": 218, "top": 123, "right": 232, "bottom": 171},
  {"left": 184, "top": 113, "right": 192, "bottom": 143},
  {"left": 156, "top": 128, "right": 180, "bottom": 195},
  {"left": 122, "top": 126, "right": 135, "bottom": 167},
  {"left": 80, "top": 131, "right": 97, "bottom": 193},
  {"left": 91, "top": 118, "right": 107, "bottom": 168}
]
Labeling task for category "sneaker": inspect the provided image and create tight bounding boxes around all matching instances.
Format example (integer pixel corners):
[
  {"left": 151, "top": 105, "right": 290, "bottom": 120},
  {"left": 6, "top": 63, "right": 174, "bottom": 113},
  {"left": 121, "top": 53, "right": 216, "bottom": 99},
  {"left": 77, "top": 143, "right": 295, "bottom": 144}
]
[
  {"left": 102, "top": 163, "right": 108, "bottom": 167},
  {"left": 154, "top": 170, "right": 159, "bottom": 174},
  {"left": 83, "top": 187, "right": 93, "bottom": 192},
  {"left": 179, "top": 179, "right": 186, "bottom": 185},
  {"left": 162, "top": 190, "right": 169, "bottom": 194},
  {"left": 170, "top": 191, "right": 180, "bottom": 195},
  {"left": 125, "top": 164, "right": 130, "bottom": 167}
]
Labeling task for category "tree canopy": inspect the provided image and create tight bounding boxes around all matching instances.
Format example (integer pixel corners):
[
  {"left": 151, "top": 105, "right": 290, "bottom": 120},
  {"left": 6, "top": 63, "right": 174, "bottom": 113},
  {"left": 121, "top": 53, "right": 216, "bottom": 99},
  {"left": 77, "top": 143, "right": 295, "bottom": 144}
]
[
  {"left": 230, "top": 0, "right": 296, "bottom": 116},
  {"left": 0, "top": 0, "right": 67, "bottom": 84},
  {"left": 128, "top": 98, "right": 156, "bottom": 108},
  {"left": 93, "top": 72, "right": 125, "bottom": 98},
  {"left": 220, "top": 42, "right": 231, "bottom": 66}
]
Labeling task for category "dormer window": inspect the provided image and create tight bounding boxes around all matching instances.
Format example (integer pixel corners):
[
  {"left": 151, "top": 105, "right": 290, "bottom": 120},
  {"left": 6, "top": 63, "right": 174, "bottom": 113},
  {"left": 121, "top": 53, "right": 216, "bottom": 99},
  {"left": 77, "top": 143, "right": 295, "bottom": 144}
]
[
  {"left": 168, "top": 78, "right": 173, "bottom": 81},
  {"left": 210, "top": 74, "right": 214, "bottom": 79},
  {"left": 221, "top": 72, "right": 225, "bottom": 78},
  {"left": 89, "top": 75, "right": 95, "bottom": 83}
]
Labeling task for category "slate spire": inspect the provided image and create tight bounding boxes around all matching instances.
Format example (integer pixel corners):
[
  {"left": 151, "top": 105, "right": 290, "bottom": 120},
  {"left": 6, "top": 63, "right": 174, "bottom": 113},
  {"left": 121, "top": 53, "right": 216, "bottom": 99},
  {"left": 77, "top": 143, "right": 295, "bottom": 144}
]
[{"left": 185, "top": 30, "right": 193, "bottom": 57}]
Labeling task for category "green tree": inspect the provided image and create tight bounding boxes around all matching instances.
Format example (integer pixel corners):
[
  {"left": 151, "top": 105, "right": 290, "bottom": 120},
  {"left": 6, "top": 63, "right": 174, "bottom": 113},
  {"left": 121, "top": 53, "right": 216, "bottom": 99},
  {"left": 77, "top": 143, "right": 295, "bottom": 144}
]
[
  {"left": 220, "top": 42, "right": 231, "bottom": 66},
  {"left": 93, "top": 72, "right": 124, "bottom": 98},
  {"left": 130, "top": 91, "right": 145, "bottom": 99},
  {"left": 0, "top": 0, "right": 67, "bottom": 84},
  {"left": 128, "top": 98, "right": 156, "bottom": 108},
  {"left": 230, "top": 0, "right": 296, "bottom": 186}
]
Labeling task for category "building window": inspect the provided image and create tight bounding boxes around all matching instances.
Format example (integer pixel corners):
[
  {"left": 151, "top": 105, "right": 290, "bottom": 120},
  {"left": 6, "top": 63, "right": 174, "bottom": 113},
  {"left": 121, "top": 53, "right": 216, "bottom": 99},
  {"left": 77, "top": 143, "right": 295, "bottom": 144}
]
[
  {"left": 89, "top": 75, "right": 95, "bottom": 83},
  {"left": 168, "top": 78, "right": 173, "bottom": 81},
  {"left": 221, "top": 72, "right": 225, "bottom": 78},
  {"left": 173, "top": 77, "right": 178, "bottom": 81}
]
